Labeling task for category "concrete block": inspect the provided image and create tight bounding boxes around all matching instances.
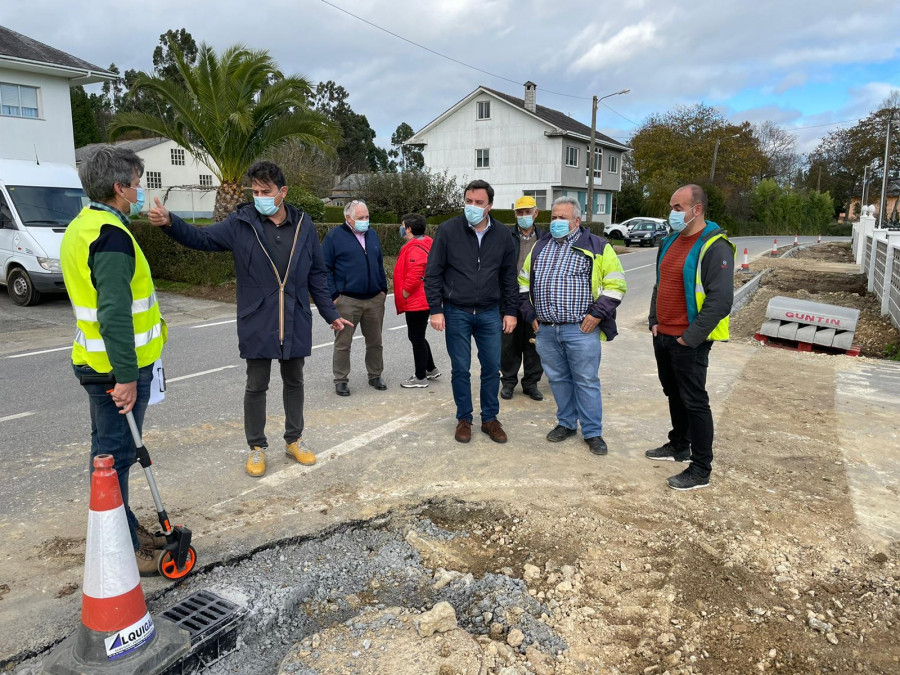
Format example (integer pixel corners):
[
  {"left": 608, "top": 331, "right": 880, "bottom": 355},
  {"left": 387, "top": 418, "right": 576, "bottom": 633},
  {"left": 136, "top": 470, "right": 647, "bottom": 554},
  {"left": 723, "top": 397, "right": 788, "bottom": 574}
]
[
  {"left": 832, "top": 331, "right": 855, "bottom": 351},
  {"left": 777, "top": 322, "right": 799, "bottom": 340},
  {"left": 760, "top": 319, "right": 782, "bottom": 338},
  {"left": 813, "top": 328, "right": 836, "bottom": 347},
  {"left": 795, "top": 324, "right": 818, "bottom": 343},
  {"left": 765, "top": 296, "right": 859, "bottom": 332}
]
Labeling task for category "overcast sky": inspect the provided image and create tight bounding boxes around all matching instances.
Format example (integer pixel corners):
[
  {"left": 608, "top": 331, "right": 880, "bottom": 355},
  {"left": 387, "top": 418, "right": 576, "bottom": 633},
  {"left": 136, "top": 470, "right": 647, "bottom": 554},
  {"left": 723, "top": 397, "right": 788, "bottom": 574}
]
[{"left": 5, "top": 0, "right": 899, "bottom": 154}]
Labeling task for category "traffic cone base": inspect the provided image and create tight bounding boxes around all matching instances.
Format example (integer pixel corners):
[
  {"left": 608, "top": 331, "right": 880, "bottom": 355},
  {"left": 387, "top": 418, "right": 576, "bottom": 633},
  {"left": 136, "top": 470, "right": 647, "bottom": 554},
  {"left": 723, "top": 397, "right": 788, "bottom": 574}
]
[{"left": 41, "top": 454, "right": 190, "bottom": 674}]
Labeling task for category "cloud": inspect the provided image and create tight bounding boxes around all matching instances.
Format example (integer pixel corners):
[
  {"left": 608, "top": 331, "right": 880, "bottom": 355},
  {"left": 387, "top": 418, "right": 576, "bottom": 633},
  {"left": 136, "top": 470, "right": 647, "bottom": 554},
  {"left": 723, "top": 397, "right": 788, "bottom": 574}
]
[
  {"left": 571, "top": 20, "right": 660, "bottom": 71},
  {"left": 774, "top": 72, "right": 808, "bottom": 94}
]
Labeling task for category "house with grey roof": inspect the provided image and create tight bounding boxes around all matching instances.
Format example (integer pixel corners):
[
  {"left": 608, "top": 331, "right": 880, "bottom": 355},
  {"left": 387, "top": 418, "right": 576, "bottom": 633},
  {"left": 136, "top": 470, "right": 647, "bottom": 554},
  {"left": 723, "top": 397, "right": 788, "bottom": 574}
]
[
  {"left": 406, "top": 82, "right": 630, "bottom": 224},
  {"left": 0, "top": 25, "right": 114, "bottom": 166}
]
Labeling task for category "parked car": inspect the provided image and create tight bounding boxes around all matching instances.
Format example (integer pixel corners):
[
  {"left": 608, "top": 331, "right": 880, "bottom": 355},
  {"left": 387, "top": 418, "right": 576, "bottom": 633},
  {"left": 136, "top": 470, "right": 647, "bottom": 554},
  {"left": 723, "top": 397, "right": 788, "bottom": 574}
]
[
  {"left": 0, "top": 159, "right": 87, "bottom": 305},
  {"left": 624, "top": 219, "right": 670, "bottom": 247},
  {"left": 604, "top": 217, "right": 667, "bottom": 240}
]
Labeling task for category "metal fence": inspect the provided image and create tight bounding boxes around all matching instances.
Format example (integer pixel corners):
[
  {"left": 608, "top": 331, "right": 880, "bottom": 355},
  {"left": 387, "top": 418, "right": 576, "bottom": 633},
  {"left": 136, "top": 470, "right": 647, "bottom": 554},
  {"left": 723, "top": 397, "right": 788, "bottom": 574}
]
[{"left": 855, "top": 224, "right": 900, "bottom": 331}]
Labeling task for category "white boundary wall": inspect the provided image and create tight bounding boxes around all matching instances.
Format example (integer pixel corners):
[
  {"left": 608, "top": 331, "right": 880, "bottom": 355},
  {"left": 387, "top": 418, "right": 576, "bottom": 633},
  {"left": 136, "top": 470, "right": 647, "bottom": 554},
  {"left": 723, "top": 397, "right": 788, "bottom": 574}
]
[{"left": 854, "top": 205, "right": 900, "bottom": 330}]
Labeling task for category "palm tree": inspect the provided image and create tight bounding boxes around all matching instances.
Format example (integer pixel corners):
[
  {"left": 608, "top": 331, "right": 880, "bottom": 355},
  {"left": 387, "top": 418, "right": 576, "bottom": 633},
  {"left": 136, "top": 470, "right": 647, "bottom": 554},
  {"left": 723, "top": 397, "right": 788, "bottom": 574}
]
[{"left": 110, "top": 43, "right": 337, "bottom": 220}]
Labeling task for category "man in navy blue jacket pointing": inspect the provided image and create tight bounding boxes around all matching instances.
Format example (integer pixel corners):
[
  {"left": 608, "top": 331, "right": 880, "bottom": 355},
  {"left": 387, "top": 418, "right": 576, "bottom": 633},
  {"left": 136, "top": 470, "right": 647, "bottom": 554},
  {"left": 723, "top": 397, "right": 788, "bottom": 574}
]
[
  {"left": 148, "top": 161, "right": 352, "bottom": 478},
  {"left": 322, "top": 200, "right": 389, "bottom": 397}
]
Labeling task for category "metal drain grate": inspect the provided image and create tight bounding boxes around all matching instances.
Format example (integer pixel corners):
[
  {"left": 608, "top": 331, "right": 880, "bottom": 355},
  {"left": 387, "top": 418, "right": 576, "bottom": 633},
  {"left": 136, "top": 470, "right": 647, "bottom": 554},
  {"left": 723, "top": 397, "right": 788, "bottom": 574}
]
[{"left": 161, "top": 590, "right": 245, "bottom": 674}]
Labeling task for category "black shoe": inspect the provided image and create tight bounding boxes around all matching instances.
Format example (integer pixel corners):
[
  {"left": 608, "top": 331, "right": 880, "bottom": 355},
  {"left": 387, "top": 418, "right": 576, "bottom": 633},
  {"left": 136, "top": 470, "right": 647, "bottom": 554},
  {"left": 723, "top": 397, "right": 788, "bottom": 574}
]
[
  {"left": 335, "top": 382, "right": 350, "bottom": 396},
  {"left": 500, "top": 385, "right": 514, "bottom": 400},
  {"left": 368, "top": 376, "right": 387, "bottom": 390},
  {"left": 645, "top": 443, "right": 691, "bottom": 462},
  {"left": 668, "top": 466, "right": 710, "bottom": 491},
  {"left": 523, "top": 387, "right": 544, "bottom": 401},
  {"left": 546, "top": 425, "right": 577, "bottom": 442},
  {"left": 585, "top": 436, "right": 608, "bottom": 455}
]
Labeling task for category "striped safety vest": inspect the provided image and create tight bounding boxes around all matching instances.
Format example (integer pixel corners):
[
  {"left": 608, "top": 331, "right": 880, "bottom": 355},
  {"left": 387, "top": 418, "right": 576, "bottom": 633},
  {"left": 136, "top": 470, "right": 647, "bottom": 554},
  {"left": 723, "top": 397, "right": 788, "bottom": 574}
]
[{"left": 60, "top": 206, "right": 166, "bottom": 372}]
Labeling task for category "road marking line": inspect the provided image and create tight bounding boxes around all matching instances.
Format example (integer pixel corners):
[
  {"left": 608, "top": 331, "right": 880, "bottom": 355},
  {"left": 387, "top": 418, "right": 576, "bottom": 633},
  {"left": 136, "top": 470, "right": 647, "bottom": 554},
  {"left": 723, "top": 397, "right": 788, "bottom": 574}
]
[
  {"left": 213, "top": 411, "right": 428, "bottom": 507},
  {"left": 624, "top": 262, "right": 656, "bottom": 272},
  {"left": 167, "top": 365, "right": 238, "bottom": 383},
  {"left": 1, "top": 411, "right": 35, "bottom": 422},
  {"left": 388, "top": 325, "right": 406, "bottom": 331},
  {"left": 6, "top": 346, "right": 70, "bottom": 358},
  {"left": 191, "top": 319, "right": 236, "bottom": 328}
]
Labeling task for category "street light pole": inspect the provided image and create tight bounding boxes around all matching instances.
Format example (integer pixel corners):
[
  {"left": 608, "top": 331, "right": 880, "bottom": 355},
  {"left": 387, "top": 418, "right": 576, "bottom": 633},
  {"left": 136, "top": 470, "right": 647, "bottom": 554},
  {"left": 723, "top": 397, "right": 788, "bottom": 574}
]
[
  {"left": 877, "top": 111, "right": 895, "bottom": 228},
  {"left": 587, "top": 88, "right": 629, "bottom": 224},
  {"left": 710, "top": 137, "right": 722, "bottom": 182}
]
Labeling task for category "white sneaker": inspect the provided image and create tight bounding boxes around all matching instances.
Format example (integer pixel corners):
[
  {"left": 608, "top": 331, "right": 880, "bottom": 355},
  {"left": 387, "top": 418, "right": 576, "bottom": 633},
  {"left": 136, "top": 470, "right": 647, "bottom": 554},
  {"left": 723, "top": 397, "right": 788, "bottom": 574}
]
[
  {"left": 425, "top": 368, "right": 441, "bottom": 380},
  {"left": 401, "top": 375, "right": 429, "bottom": 388}
]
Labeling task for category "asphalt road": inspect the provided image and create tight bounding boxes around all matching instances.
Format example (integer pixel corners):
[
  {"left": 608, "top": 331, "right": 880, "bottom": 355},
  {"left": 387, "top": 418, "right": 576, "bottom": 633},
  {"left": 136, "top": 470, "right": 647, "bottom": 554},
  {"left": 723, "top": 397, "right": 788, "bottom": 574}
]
[{"left": 0, "top": 235, "right": 840, "bottom": 527}]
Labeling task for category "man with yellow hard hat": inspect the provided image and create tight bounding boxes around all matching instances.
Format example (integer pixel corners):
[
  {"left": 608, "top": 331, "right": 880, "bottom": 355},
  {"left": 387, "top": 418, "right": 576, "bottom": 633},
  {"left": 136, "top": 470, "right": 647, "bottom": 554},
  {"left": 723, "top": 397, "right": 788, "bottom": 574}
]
[{"left": 501, "top": 195, "right": 545, "bottom": 401}]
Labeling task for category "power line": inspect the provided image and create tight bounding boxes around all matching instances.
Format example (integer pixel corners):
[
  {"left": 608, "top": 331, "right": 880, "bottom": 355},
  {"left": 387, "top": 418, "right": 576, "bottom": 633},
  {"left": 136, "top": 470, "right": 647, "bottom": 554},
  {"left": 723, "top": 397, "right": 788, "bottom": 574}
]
[
  {"left": 318, "top": 0, "right": 592, "bottom": 101},
  {"left": 788, "top": 118, "right": 861, "bottom": 131}
]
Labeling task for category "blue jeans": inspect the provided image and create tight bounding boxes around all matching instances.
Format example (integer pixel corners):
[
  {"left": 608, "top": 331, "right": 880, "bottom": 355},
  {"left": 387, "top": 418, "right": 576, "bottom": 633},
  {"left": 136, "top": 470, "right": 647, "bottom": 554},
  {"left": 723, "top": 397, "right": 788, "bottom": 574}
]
[
  {"left": 535, "top": 323, "right": 603, "bottom": 438},
  {"left": 74, "top": 364, "right": 154, "bottom": 551},
  {"left": 444, "top": 304, "right": 502, "bottom": 423}
]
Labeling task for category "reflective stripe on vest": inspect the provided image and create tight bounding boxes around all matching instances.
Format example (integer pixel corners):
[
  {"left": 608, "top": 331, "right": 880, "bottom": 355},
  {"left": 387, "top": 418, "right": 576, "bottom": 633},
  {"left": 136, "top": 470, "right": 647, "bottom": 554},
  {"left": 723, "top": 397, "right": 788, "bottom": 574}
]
[{"left": 72, "top": 291, "right": 158, "bottom": 322}]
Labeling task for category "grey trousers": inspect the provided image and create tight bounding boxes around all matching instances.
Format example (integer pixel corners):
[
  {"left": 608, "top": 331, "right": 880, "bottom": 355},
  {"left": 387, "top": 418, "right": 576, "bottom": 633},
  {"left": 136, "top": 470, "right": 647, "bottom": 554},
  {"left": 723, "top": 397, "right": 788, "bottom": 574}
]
[
  {"left": 332, "top": 293, "right": 386, "bottom": 383},
  {"left": 244, "top": 357, "right": 304, "bottom": 448}
]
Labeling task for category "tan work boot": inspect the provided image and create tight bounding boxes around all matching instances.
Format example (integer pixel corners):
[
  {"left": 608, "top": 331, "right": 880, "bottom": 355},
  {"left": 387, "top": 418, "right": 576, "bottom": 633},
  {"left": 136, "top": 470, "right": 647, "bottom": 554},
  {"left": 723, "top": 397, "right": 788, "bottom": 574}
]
[
  {"left": 286, "top": 439, "right": 316, "bottom": 466},
  {"left": 135, "top": 546, "right": 163, "bottom": 577},
  {"left": 246, "top": 446, "right": 267, "bottom": 477},
  {"left": 136, "top": 522, "right": 166, "bottom": 549}
]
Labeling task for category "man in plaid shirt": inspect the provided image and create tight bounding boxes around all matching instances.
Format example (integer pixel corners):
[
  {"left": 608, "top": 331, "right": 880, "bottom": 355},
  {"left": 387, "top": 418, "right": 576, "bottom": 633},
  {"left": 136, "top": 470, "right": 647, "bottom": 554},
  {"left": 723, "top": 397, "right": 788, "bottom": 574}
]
[{"left": 518, "top": 196, "right": 626, "bottom": 455}]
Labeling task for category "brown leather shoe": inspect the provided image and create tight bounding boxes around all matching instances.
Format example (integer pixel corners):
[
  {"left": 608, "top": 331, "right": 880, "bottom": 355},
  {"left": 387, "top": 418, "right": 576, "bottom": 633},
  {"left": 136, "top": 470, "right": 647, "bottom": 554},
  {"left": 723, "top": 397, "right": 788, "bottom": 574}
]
[
  {"left": 454, "top": 419, "right": 472, "bottom": 443},
  {"left": 481, "top": 419, "right": 508, "bottom": 443}
]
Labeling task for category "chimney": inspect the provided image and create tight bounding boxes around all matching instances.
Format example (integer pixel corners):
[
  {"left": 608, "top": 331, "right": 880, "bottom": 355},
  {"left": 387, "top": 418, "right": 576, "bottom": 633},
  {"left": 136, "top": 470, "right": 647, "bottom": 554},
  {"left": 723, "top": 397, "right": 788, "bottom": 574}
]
[{"left": 524, "top": 81, "right": 537, "bottom": 113}]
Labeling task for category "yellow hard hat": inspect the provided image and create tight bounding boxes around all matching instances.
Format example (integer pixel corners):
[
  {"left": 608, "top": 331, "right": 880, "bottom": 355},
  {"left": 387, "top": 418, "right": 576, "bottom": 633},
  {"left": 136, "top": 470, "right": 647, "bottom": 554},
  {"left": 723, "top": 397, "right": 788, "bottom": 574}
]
[{"left": 514, "top": 196, "right": 537, "bottom": 209}]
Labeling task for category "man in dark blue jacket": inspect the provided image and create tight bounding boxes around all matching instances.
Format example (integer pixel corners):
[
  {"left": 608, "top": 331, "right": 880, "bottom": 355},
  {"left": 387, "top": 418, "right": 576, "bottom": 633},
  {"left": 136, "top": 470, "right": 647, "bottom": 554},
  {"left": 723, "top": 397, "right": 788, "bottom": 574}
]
[
  {"left": 147, "top": 161, "right": 352, "bottom": 478},
  {"left": 425, "top": 180, "right": 518, "bottom": 444},
  {"left": 322, "top": 200, "right": 389, "bottom": 396}
]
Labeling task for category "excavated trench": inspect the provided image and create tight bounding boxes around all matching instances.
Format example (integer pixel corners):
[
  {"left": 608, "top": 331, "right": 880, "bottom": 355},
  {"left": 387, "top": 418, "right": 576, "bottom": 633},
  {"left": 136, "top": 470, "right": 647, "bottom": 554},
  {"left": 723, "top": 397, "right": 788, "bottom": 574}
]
[{"left": 145, "top": 499, "right": 568, "bottom": 673}]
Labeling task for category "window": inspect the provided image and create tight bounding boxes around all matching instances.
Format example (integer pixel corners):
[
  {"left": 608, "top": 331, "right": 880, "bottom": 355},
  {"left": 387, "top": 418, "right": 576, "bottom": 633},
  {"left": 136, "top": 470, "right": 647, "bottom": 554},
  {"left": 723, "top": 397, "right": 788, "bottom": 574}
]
[
  {"left": 170, "top": 148, "right": 185, "bottom": 166},
  {"left": 199, "top": 174, "right": 213, "bottom": 187},
  {"left": 585, "top": 147, "right": 602, "bottom": 180},
  {"left": 608, "top": 155, "right": 618, "bottom": 174},
  {"left": 565, "top": 146, "right": 579, "bottom": 167},
  {"left": 476, "top": 101, "right": 491, "bottom": 120},
  {"left": 598, "top": 199, "right": 607, "bottom": 215},
  {"left": 146, "top": 171, "right": 162, "bottom": 189},
  {"left": 522, "top": 190, "right": 547, "bottom": 210},
  {"left": 0, "top": 83, "right": 39, "bottom": 118},
  {"left": 476, "top": 148, "right": 490, "bottom": 169}
]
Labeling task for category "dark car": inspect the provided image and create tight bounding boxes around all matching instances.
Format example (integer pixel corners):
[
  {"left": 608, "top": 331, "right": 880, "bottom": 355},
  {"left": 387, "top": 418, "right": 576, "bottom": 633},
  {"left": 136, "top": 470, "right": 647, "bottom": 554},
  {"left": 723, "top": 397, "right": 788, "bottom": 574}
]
[{"left": 624, "top": 220, "right": 670, "bottom": 247}]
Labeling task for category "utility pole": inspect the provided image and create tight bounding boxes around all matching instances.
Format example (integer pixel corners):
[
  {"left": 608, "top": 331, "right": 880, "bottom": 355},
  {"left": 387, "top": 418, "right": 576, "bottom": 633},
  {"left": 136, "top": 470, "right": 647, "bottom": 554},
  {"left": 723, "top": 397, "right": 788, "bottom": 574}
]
[
  {"left": 587, "top": 88, "right": 629, "bottom": 224},
  {"left": 816, "top": 165, "right": 822, "bottom": 192},
  {"left": 710, "top": 137, "right": 722, "bottom": 181},
  {"left": 877, "top": 111, "right": 895, "bottom": 228},
  {"left": 862, "top": 165, "right": 869, "bottom": 209}
]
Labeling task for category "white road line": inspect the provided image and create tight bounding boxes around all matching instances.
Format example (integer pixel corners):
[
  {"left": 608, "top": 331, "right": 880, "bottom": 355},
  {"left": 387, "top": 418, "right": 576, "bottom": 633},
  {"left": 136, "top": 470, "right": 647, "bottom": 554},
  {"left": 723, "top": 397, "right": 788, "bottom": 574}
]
[
  {"left": 191, "top": 319, "right": 236, "bottom": 329},
  {"left": 1, "top": 411, "right": 35, "bottom": 422},
  {"left": 624, "top": 262, "right": 656, "bottom": 272},
  {"left": 388, "top": 325, "right": 406, "bottom": 331},
  {"left": 167, "top": 365, "right": 238, "bottom": 383},
  {"left": 212, "top": 411, "right": 428, "bottom": 507},
  {"left": 6, "top": 346, "right": 70, "bottom": 359}
]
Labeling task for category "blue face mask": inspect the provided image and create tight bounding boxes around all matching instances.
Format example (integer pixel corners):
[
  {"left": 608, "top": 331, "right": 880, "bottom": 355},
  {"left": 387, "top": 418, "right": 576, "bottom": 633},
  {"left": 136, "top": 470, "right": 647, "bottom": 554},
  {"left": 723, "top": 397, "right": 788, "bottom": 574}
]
[
  {"left": 516, "top": 215, "right": 534, "bottom": 230},
  {"left": 550, "top": 218, "right": 570, "bottom": 238},
  {"left": 464, "top": 204, "right": 486, "bottom": 226},
  {"left": 399, "top": 225, "right": 407, "bottom": 238},
  {"left": 125, "top": 186, "right": 145, "bottom": 217},
  {"left": 254, "top": 196, "right": 279, "bottom": 217},
  {"left": 668, "top": 207, "right": 696, "bottom": 233},
  {"left": 353, "top": 220, "right": 370, "bottom": 233}
]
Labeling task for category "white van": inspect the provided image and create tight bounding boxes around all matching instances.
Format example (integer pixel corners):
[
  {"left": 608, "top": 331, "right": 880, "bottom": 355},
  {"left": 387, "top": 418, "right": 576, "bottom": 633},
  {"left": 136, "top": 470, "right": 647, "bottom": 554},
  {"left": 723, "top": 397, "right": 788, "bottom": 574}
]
[{"left": 0, "top": 159, "right": 88, "bottom": 305}]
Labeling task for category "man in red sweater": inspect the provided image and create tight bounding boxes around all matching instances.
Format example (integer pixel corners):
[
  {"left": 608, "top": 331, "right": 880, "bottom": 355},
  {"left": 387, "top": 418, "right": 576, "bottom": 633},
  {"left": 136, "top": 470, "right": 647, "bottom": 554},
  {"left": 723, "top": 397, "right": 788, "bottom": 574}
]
[{"left": 647, "top": 184, "right": 735, "bottom": 490}]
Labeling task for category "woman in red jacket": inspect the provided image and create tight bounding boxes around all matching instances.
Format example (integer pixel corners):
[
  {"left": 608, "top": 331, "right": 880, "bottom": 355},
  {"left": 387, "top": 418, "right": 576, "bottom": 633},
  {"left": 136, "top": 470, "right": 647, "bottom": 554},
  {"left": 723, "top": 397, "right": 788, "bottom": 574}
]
[{"left": 394, "top": 214, "right": 440, "bottom": 387}]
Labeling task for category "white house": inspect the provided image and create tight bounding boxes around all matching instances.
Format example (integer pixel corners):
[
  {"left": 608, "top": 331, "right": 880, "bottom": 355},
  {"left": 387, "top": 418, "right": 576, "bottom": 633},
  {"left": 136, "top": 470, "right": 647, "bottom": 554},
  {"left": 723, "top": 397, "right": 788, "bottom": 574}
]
[
  {"left": 0, "top": 25, "right": 113, "bottom": 166},
  {"left": 407, "top": 82, "right": 630, "bottom": 225},
  {"left": 76, "top": 138, "right": 220, "bottom": 219}
]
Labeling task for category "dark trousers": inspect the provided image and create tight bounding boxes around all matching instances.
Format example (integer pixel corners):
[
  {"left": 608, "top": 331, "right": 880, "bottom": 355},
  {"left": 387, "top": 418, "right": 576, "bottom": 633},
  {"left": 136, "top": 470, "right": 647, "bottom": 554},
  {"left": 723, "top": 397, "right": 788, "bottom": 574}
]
[
  {"left": 653, "top": 334, "right": 714, "bottom": 474},
  {"left": 501, "top": 314, "right": 542, "bottom": 389},
  {"left": 244, "top": 357, "right": 305, "bottom": 448},
  {"left": 405, "top": 310, "right": 436, "bottom": 380},
  {"left": 444, "top": 304, "right": 502, "bottom": 423},
  {"left": 74, "top": 363, "right": 153, "bottom": 552}
]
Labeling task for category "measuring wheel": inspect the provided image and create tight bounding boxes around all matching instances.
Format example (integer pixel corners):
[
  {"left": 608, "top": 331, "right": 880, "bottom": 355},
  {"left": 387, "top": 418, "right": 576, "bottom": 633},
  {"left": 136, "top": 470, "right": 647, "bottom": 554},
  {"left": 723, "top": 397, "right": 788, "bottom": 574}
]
[{"left": 158, "top": 545, "right": 197, "bottom": 580}]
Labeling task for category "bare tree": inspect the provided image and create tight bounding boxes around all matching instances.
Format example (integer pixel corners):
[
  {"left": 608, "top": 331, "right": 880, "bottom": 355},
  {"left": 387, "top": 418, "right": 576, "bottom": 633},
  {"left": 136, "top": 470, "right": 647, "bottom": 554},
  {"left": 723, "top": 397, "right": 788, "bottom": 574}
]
[{"left": 753, "top": 121, "right": 799, "bottom": 185}]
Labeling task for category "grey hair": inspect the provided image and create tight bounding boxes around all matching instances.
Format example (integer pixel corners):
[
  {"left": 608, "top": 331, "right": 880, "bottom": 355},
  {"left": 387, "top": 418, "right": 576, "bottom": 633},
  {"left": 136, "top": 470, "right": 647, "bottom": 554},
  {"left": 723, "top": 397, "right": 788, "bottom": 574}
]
[
  {"left": 343, "top": 199, "right": 366, "bottom": 220},
  {"left": 552, "top": 195, "right": 582, "bottom": 220},
  {"left": 78, "top": 146, "right": 145, "bottom": 203}
]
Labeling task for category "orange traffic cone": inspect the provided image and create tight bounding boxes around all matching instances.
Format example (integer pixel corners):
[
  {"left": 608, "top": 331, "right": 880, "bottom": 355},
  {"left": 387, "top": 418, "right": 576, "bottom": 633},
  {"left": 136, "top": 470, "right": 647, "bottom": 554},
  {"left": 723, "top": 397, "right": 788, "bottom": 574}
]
[
  {"left": 771, "top": 239, "right": 778, "bottom": 257},
  {"left": 793, "top": 234, "right": 798, "bottom": 245},
  {"left": 817, "top": 234, "right": 822, "bottom": 243},
  {"left": 42, "top": 455, "right": 190, "bottom": 674},
  {"left": 741, "top": 248, "right": 750, "bottom": 271}
]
